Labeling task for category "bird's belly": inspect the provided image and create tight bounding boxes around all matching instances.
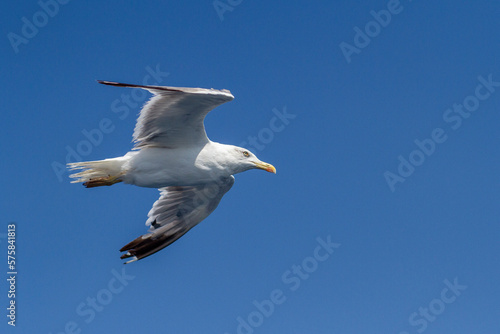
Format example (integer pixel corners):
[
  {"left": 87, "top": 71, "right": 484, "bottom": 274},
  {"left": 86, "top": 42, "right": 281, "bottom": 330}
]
[
  {"left": 123, "top": 148, "right": 225, "bottom": 188},
  {"left": 131, "top": 168, "right": 219, "bottom": 188}
]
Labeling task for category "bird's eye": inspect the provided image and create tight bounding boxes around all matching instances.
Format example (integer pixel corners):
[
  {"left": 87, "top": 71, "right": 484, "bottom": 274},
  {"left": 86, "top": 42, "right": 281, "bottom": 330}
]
[{"left": 242, "top": 151, "right": 250, "bottom": 157}]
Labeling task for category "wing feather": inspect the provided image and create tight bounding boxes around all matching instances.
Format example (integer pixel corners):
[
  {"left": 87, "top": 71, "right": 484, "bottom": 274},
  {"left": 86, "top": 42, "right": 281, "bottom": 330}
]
[
  {"left": 120, "top": 176, "right": 235, "bottom": 263},
  {"left": 98, "top": 81, "right": 234, "bottom": 148}
]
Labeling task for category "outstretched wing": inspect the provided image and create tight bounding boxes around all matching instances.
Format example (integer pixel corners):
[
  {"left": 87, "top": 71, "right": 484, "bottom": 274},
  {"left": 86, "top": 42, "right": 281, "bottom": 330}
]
[
  {"left": 120, "top": 176, "right": 235, "bottom": 263},
  {"left": 98, "top": 81, "right": 234, "bottom": 149}
]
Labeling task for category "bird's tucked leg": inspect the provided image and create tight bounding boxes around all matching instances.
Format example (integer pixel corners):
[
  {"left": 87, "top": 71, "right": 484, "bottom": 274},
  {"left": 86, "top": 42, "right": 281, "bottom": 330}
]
[{"left": 83, "top": 173, "right": 124, "bottom": 188}]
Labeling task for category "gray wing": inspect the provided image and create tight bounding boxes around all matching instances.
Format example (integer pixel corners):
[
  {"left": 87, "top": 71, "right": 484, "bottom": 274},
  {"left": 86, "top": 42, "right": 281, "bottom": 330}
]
[
  {"left": 120, "top": 176, "right": 235, "bottom": 263},
  {"left": 98, "top": 81, "right": 234, "bottom": 149}
]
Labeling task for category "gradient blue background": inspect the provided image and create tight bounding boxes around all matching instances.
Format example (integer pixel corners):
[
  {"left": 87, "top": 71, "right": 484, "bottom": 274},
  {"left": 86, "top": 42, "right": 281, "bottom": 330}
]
[{"left": 1, "top": 1, "right": 500, "bottom": 333}]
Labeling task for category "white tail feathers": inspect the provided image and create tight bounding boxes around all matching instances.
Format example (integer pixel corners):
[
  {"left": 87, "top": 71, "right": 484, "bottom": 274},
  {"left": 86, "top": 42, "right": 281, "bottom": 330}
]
[{"left": 68, "top": 157, "right": 126, "bottom": 186}]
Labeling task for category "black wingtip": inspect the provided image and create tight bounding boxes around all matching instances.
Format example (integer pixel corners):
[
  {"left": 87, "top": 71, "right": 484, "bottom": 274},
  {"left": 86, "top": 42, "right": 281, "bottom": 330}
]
[
  {"left": 97, "top": 80, "right": 145, "bottom": 89},
  {"left": 97, "top": 80, "right": 120, "bottom": 86}
]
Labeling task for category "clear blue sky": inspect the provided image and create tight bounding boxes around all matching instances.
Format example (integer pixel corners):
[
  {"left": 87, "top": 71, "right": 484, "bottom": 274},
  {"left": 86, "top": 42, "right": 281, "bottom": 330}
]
[{"left": 2, "top": 1, "right": 500, "bottom": 333}]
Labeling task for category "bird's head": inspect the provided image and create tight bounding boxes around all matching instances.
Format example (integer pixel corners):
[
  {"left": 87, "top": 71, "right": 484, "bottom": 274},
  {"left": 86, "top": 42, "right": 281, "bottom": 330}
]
[{"left": 228, "top": 146, "right": 276, "bottom": 175}]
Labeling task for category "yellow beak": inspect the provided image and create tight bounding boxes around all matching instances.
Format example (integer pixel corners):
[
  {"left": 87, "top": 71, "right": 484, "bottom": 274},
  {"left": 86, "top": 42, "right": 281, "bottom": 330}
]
[{"left": 253, "top": 161, "right": 276, "bottom": 174}]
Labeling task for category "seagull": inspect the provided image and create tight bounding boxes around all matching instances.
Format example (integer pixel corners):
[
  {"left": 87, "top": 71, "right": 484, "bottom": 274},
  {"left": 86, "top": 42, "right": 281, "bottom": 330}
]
[{"left": 68, "top": 81, "right": 276, "bottom": 263}]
